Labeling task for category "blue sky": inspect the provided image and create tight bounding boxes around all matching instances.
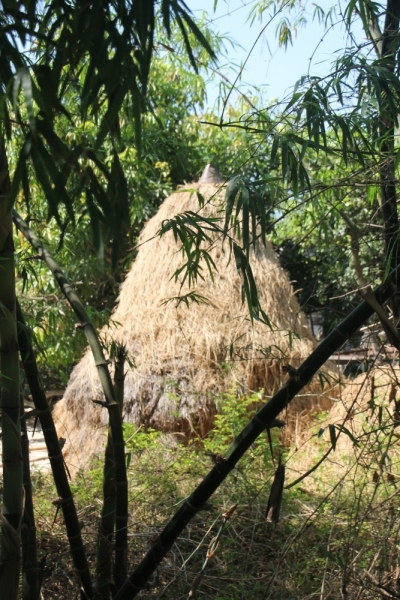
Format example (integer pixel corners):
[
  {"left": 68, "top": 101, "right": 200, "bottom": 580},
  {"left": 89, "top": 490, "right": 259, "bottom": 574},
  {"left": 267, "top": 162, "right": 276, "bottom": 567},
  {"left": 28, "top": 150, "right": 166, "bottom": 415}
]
[{"left": 190, "top": 1, "right": 365, "bottom": 108}]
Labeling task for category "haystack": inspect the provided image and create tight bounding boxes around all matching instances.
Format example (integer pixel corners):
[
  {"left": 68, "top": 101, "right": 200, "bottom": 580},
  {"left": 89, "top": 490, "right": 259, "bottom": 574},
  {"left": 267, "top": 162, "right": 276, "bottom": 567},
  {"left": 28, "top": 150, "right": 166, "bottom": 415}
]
[{"left": 53, "top": 181, "right": 337, "bottom": 470}]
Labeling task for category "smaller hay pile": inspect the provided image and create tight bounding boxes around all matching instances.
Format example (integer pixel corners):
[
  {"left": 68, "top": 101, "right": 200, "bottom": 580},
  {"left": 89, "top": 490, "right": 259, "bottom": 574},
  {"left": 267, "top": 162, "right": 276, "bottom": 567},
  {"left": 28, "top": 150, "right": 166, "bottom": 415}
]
[
  {"left": 330, "top": 365, "right": 400, "bottom": 453},
  {"left": 54, "top": 182, "right": 337, "bottom": 470},
  {"left": 286, "top": 364, "right": 400, "bottom": 490}
]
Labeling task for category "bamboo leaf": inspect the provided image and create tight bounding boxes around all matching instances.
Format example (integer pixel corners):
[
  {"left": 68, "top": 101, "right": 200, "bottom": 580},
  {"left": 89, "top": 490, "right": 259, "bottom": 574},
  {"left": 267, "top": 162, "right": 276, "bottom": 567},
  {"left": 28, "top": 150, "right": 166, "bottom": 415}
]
[
  {"left": 85, "top": 188, "right": 104, "bottom": 260},
  {"left": 12, "top": 71, "right": 22, "bottom": 114},
  {"left": 329, "top": 424, "right": 337, "bottom": 451},
  {"left": 224, "top": 177, "right": 241, "bottom": 238},
  {"left": 178, "top": 7, "right": 216, "bottom": 61},
  {"left": 318, "top": 545, "right": 344, "bottom": 567},
  {"left": 174, "top": 12, "right": 198, "bottom": 72},
  {"left": 130, "top": 78, "right": 143, "bottom": 160},
  {"left": 20, "top": 70, "right": 36, "bottom": 134},
  {"left": 241, "top": 186, "right": 250, "bottom": 255},
  {"left": 281, "top": 138, "right": 288, "bottom": 179},
  {"left": 36, "top": 118, "right": 73, "bottom": 165},
  {"left": 161, "top": 0, "right": 171, "bottom": 35},
  {"left": 96, "top": 80, "right": 130, "bottom": 149},
  {"left": 336, "top": 425, "right": 360, "bottom": 447},
  {"left": 270, "top": 134, "right": 279, "bottom": 167},
  {"left": 283, "top": 91, "right": 303, "bottom": 114},
  {"left": 7, "top": 143, "right": 27, "bottom": 212},
  {"left": 30, "top": 146, "right": 61, "bottom": 225}
]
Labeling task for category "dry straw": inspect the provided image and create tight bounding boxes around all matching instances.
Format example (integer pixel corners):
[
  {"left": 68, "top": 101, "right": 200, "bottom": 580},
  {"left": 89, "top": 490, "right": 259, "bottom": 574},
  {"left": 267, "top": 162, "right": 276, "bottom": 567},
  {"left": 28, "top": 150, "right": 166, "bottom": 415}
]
[
  {"left": 283, "top": 363, "right": 400, "bottom": 490},
  {"left": 54, "top": 182, "right": 337, "bottom": 471},
  {"left": 330, "top": 365, "right": 400, "bottom": 452}
]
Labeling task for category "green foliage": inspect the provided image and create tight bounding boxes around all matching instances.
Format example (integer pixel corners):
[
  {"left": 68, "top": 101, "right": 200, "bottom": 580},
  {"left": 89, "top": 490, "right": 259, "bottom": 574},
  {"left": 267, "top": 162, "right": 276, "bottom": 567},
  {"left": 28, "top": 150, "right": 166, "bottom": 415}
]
[
  {"left": 9, "top": 23, "right": 230, "bottom": 384},
  {"left": 203, "top": 390, "right": 275, "bottom": 460},
  {"left": 2, "top": 2, "right": 218, "bottom": 287},
  {"left": 181, "top": 0, "right": 400, "bottom": 339}
]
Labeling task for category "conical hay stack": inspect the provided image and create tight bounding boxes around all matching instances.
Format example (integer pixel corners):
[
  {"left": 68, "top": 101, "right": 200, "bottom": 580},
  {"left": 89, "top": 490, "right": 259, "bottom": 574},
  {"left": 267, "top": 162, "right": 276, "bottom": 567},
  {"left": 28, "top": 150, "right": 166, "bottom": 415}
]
[{"left": 54, "top": 183, "right": 337, "bottom": 469}]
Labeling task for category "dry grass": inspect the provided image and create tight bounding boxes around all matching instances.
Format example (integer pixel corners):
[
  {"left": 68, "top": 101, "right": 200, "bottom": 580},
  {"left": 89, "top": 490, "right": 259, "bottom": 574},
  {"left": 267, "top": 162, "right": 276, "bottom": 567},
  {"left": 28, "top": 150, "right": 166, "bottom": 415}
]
[
  {"left": 54, "top": 182, "right": 338, "bottom": 472},
  {"left": 282, "top": 363, "right": 400, "bottom": 487}
]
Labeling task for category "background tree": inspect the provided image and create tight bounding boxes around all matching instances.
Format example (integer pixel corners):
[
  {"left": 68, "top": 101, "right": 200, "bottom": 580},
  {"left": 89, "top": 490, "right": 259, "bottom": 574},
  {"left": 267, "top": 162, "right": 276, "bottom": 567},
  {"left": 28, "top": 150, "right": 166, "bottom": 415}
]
[{"left": 212, "top": 0, "right": 400, "bottom": 339}]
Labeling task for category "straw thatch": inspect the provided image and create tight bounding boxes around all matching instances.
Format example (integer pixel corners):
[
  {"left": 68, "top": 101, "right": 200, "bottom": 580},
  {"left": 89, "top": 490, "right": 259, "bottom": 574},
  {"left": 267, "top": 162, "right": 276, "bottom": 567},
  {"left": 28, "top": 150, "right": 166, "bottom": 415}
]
[{"left": 53, "top": 182, "right": 337, "bottom": 470}]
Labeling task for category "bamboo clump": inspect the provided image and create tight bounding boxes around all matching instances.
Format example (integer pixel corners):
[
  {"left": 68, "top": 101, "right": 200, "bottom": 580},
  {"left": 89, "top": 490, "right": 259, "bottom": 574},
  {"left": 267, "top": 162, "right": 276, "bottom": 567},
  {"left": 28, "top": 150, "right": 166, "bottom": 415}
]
[
  {"left": 13, "top": 210, "right": 131, "bottom": 596},
  {"left": 16, "top": 303, "right": 93, "bottom": 599}
]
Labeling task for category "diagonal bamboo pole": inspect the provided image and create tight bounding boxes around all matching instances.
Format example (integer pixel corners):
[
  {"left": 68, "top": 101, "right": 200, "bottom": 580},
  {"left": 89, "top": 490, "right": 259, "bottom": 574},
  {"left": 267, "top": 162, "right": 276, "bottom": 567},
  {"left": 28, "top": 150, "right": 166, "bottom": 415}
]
[
  {"left": 13, "top": 210, "right": 128, "bottom": 590},
  {"left": 114, "top": 272, "right": 400, "bottom": 599},
  {"left": 16, "top": 303, "right": 93, "bottom": 599}
]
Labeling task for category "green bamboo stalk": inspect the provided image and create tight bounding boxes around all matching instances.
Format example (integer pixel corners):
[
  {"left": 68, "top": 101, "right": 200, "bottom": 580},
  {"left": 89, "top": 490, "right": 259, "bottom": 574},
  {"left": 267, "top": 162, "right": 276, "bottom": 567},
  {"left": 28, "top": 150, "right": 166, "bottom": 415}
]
[
  {"left": 16, "top": 302, "right": 93, "bottom": 599},
  {"left": 114, "top": 273, "right": 400, "bottom": 599},
  {"left": 95, "top": 429, "right": 116, "bottom": 600},
  {"left": 95, "top": 344, "right": 126, "bottom": 599},
  {"left": 12, "top": 210, "right": 128, "bottom": 591},
  {"left": 20, "top": 393, "right": 39, "bottom": 600},
  {"left": 0, "top": 142, "right": 22, "bottom": 600}
]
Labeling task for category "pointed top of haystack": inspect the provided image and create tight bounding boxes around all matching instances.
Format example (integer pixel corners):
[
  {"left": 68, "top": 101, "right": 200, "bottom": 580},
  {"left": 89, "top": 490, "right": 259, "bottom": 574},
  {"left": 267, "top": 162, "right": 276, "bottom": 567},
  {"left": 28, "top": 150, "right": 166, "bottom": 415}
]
[{"left": 199, "top": 163, "right": 224, "bottom": 183}]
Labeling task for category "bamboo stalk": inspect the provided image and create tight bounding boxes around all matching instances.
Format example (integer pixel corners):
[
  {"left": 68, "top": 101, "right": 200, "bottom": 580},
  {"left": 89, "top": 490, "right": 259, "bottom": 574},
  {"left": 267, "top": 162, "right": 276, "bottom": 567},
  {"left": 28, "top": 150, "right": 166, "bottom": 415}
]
[
  {"left": 114, "top": 271, "right": 400, "bottom": 599},
  {"left": 188, "top": 504, "right": 236, "bottom": 598},
  {"left": 95, "top": 431, "right": 116, "bottom": 600},
  {"left": 16, "top": 303, "right": 93, "bottom": 599},
  {"left": 0, "top": 304, "right": 22, "bottom": 599},
  {"left": 373, "top": 2, "right": 400, "bottom": 313},
  {"left": 13, "top": 210, "right": 128, "bottom": 591},
  {"left": 95, "top": 344, "right": 127, "bottom": 599},
  {"left": 20, "top": 393, "right": 39, "bottom": 600},
  {"left": 0, "top": 142, "right": 22, "bottom": 600},
  {"left": 112, "top": 344, "right": 127, "bottom": 590}
]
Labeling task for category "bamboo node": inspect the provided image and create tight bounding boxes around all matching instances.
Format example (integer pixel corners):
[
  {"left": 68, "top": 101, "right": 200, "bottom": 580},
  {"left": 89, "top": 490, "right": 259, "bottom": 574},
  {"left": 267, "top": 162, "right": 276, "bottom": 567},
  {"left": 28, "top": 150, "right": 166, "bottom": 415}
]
[
  {"left": 184, "top": 498, "right": 198, "bottom": 512},
  {"left": 49, "top": 452, "right": 64, "bottom": 461},
  {"left": 282, "top": 364, "right": 306, "bottom": 385},
  {"left": 92, "top": 399, "right": 108, "bottom": 408},
  {"left": 95, "top": 359, "right": 111, "bottom": 367},
  {"left": 74, "top": 322, "right": 91, "bottom": 331}
]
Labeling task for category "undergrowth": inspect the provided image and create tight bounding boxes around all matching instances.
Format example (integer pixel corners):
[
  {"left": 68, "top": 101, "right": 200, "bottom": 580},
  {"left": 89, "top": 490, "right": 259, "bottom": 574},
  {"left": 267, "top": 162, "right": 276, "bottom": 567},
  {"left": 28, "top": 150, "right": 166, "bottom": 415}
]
[{"left": 29, "top": 381, "right": 400, "bottom": 599}]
